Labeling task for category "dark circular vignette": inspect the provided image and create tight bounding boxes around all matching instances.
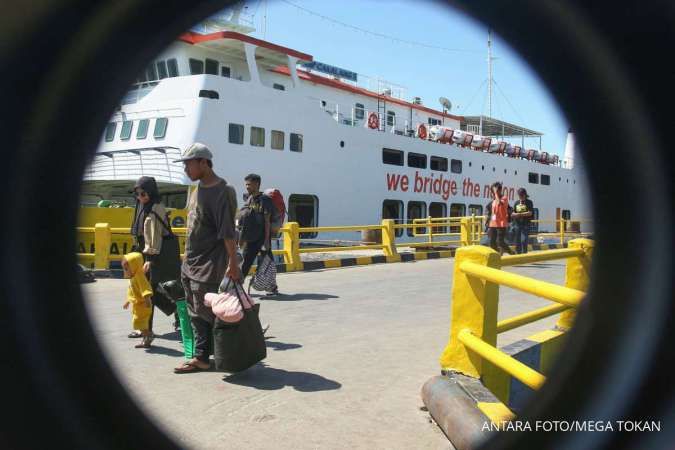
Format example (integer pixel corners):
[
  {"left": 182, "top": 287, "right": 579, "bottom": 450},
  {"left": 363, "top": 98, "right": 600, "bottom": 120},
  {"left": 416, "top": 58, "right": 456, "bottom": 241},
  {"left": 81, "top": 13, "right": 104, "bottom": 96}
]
[{"left": 0, "top": 1, "right": 672, "bottom": 449}]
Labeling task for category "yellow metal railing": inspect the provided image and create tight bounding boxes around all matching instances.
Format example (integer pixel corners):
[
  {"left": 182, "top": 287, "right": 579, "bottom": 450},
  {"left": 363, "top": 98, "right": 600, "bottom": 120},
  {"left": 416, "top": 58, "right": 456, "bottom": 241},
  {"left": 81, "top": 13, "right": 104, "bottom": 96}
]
[
  {"left": 76, "top": 216, "right": 591, "bottom": 271},
  {"left": 439, "top": 238, "right": 594, "bottom": 393}
]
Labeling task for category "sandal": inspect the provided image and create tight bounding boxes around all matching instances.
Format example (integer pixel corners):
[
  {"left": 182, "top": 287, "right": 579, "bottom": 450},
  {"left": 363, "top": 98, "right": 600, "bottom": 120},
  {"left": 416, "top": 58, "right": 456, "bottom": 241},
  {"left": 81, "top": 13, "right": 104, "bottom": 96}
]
[
  {"left": 134, "top": 334, "right": 154, "bottom": 348},
  {"left": 173, "top": 360, "right": 209, "bottom": 374},
  {"left": 128, "top": 331, "right": 143, "bottom": 338}
]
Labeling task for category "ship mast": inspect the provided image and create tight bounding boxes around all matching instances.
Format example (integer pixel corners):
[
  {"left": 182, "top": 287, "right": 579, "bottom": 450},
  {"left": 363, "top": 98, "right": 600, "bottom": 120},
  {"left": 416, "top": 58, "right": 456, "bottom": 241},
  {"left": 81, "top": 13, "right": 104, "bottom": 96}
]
[{"left": 487, "top": 29, "right": 493, "bottom": 119}]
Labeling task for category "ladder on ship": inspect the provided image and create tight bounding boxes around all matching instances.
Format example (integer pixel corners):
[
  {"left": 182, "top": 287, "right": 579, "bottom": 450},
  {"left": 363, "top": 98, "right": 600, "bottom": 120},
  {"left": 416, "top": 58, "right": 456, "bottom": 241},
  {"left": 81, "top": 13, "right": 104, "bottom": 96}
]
[{"left": 377, "top": 91, "right": 386, "bottom": 132}]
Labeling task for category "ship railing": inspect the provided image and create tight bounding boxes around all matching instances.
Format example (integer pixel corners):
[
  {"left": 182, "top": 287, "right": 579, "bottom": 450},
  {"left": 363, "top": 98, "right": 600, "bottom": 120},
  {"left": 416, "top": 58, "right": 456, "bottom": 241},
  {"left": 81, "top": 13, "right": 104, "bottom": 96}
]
[
  {"left": 76, "top": 216, "right": 593, "bottom": 271},
  {"left": 438, "top": 239, "right": 593, "bottom": 397}
]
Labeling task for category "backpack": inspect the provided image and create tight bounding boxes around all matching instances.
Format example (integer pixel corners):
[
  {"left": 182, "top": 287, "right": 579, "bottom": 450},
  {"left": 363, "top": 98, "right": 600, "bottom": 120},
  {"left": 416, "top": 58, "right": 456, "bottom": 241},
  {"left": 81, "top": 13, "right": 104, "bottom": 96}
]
[
  {"left": 263, "top": 188, "right": 286, "bottom": 231},
  {"left": 236, "top": 203, "right": 264, "bottom": 242}
]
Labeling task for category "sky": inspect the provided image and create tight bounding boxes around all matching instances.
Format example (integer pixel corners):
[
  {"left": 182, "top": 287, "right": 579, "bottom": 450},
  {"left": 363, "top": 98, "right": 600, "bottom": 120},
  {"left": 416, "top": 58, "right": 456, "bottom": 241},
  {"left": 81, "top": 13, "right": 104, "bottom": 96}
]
[{"left": 215, "top": 0, "right": 569, "bottom": 155}]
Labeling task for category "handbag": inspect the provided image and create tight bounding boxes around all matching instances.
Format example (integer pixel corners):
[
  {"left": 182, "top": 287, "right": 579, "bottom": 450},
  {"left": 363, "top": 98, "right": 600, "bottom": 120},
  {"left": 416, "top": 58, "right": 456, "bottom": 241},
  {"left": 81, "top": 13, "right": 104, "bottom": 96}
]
[
  {"left": 150, "top": 211, "right": 181, "bottom": 283},
  {"left": 213, "top": 287, "right": 266, "bottom": 372},
  {"left": 153, "top": 279, "right": 183, "bottom": 316},
  {"left": 204, "top": 281, "right": 255, "bottom": 323},
  {"left": 249, "top": 251, "right": 277, "bottom": 293}
]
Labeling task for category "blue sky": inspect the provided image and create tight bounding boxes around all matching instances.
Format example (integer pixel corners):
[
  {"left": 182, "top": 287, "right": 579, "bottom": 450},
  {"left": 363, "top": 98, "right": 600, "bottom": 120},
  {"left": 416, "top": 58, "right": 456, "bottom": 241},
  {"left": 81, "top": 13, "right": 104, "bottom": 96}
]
[{"left": 227, "top": 0, "right": 569, "bottom": 155}]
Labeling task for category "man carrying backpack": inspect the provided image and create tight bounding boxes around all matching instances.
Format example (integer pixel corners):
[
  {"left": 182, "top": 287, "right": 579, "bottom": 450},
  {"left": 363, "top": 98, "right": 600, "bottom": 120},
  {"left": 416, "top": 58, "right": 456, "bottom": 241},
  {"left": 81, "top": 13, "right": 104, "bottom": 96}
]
[{"left": 237, "top": 174, "right": 278, "bottom": 294}]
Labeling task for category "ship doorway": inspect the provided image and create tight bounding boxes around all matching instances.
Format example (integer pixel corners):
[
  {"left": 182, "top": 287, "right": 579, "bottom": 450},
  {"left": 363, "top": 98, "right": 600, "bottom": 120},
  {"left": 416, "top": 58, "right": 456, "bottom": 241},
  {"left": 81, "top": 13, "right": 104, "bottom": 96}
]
[
  {"left": 449, "top": 203, "right": 466, "bottom": 233},
  {"left": 406, "top": 201, "right": 427, "bottom": 237},
  {"left": 382, "top": 200, "right": 404, "bottom": 237},
  {"left": 288, "top": 194, "right": 319, "bottom": 239},
  {"left": 429, "top": 202, "right": 447, "bottom": 234}
]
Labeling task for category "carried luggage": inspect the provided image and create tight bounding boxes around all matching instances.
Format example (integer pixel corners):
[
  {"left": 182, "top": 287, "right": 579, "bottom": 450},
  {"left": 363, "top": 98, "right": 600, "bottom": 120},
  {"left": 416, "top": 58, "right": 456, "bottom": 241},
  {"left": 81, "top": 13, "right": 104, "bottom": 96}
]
[
  {"left": 213, "top": 283, "right": 266, "bottom": 372},
  {"left": 204, "top": 281, "right": 255, "bottom": 323},
  {"left": 236, "top": 204, "right": 265, "bottom": 242},
  {"left": 154, "top": 279, "right": 182, "bottom": 316},
  {"left": 249, "top": 252, "right": 277, "bottom": 293},
  {"left": 263, "top": 188, "right": 286, "bottom": 232},
  {"left": 157, "top": 279, "right": 194, "bottom": 359}
]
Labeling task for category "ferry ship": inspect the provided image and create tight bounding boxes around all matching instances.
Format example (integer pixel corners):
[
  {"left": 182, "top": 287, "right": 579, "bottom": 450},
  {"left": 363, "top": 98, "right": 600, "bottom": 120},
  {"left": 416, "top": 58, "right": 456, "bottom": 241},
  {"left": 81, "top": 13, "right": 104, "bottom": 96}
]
[{"left": 80, "top": 6, "right": 591, "bottom": 251}]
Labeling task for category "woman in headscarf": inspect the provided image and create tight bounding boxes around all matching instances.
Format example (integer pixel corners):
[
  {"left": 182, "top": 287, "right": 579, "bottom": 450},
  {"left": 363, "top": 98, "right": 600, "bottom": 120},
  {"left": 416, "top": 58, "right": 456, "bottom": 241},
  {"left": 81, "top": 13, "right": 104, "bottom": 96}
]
[{"left": 128, "top": 176, "right": 180, "bottom": 338}]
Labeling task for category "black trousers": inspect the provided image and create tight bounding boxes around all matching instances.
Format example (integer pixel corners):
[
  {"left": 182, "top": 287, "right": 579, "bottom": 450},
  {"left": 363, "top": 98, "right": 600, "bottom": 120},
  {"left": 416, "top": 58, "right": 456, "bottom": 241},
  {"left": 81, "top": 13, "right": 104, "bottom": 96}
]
[
  {"left": 241, "top": 239, "right": 265, "bottom": 279},
  {"left": 181, "top": 273, "right": 219, "bottom": 363},
  {"left": 488, "top": 227, "right": 514, "bottom": 255}
]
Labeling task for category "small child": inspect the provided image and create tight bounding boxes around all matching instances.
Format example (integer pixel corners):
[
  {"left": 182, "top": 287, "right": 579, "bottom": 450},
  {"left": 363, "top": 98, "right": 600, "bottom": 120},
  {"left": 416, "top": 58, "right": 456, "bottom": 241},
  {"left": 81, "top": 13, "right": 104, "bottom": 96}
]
[{"left": 121, "top": 252, "right": 154, "bottom": 348}]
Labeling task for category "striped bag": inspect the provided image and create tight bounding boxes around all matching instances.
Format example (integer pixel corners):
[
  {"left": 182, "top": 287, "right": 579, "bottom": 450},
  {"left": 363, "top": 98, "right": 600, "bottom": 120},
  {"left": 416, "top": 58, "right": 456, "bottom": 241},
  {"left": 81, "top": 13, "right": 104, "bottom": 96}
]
[{"left": 249, "top": 252, "right": 277, "bottom": 292}]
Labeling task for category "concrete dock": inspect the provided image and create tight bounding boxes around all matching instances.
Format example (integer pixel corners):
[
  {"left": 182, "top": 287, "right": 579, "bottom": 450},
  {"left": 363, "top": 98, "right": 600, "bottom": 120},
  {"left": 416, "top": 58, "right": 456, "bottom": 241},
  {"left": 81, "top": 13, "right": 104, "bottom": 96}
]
[{"left": 82, "top": 257, "right": 565, "bottom": 449}]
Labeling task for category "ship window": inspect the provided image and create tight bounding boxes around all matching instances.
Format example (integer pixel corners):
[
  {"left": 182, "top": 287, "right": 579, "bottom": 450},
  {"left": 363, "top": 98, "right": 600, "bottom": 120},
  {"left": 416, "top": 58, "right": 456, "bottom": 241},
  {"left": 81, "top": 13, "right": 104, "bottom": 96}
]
[
  {"left": 450, "top": 203, "right": 466, "bottom": 233},
  {"left": 205, "top": 58, "right": 219, "bottom": 75},
  {"left": 382, "top": 200, "right": 404, "bottom": 237},
  {"left": 382, "top": 148, "right": 403, "bottom": 166},
  {"left": 120, "top": 120, "right": 133, "bottom": 140},
  {"left": 198, "top": 90, "right": 219, "bottom": 99},
  {"left": 406, "top": 201, "right": 426, "bottom": 237},
  {"left": 273, "top": 83, "right": 285, "bottom": 91},
  {"left": 136, "top": 119, "right": 149, "bottom": 139},
  {"left": 468, "top": 204, "right": 483, "bottom": 217},
  {"left": 145, "top": 64, "right": 158, "bottom": 81},
  {"left": 355, "top": 103, "right": 365, "bottom": 120},
  {"left": 104, "top": 122, "right": 116, "bottom": 142},
  {"left": 250, "top": 127, "right": 265, "bottom": 147},
  {"left": 271, "top": 130, "right": 285, "bottom": 150},
  {"left": 528, "top": 172, "right": 539, "bottom": 184},
  {"left": 387, "top": 111, "right": 396, "bottom": 126},
  {"left": 562, "top": 209, "right": 571, "bottom": 220},
  {"left": 408, "top": 152, "right": 426, "bottom": 169},
  {"left": 541, "top": 174, "right": 551, "bottom": 185},
  {"left": 450, "top": 159, "right": 462, "bottom": 174},
  {"left": 156, "top": 60, "right": 168, "bottom": 79},
  {"left": 228, "top": 123, "right": 244, "bottom": 145},
  {"left": 429, "top": 202, "right": 447, "bottom": 234},
  {"left": 290, "top": 133, "right": 303, "bottom": 152},
  {"left": 430, "top": 156, "right": 448, "bottom": 172},
  {"left": 153, "top": 118, "right": 168, "bottom": 139},
  {"left": 221, "top": 66, "right": 231, "bottom": 78},
  {"left": 167, "top": 59, "right": 178, "bottom": 77},
  {"left": 288, "top": 194, "right": 318, "bottom": 238},
  {"left": 189, "top": 58, "right": 204, "bottom": 75},
  {"left": 428, "top": 117, "right": 442, "bottom": 126}
]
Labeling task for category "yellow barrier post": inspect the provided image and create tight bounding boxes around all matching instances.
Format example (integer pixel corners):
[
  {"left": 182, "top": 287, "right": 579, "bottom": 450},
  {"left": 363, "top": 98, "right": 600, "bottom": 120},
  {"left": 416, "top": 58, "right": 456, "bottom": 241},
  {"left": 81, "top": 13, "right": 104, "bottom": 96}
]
[
  {"left": 380, "top": 219, "right": 398, "bottom": 257},
  {"left": 283, "top": 222, "right": 301, "bottom": 270},
  {"left": 94, "top": 223, "right": 111, "bottom": 270},
  {"left": 440, "top": 245, "right": 501, "bottom": 377},
  {"left": 427, "top": 216, "right": 433, "bottom": 244},
  {"left": 559, "top": 219, "right": 566, "bottom": 245},
  {"left": 459, "top": 217, "right": 471, "bottom": 247},
  {"left": 557, "top": 238, "right": 594, "bottom": 330}
]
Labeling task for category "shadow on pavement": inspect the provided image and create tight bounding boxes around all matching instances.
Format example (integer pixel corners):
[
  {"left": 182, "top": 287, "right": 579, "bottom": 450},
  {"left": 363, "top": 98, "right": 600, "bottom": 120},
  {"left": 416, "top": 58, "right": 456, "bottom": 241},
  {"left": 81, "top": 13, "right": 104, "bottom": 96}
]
[
  {"left": 265, "top": 340, "right": 302, "bottom": 351},
  {"left": 145, "top": 345, "right": 184, "bottom": 357},
  {"left": 156, "top": 330, "right": 181, "bottom": 341},
  {"left": 257, "top": 293, "right": 340, "bottom": 302},
  {"left": 223, "top": 364, "right": 341, "bottom": 392}
]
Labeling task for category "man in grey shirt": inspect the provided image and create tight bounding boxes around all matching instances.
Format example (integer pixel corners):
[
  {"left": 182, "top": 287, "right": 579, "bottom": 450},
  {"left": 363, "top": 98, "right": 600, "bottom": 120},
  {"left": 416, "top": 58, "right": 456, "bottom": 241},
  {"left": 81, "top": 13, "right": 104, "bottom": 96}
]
[{"left": 173, "top": 143, "right": 241, "bottom": 374}]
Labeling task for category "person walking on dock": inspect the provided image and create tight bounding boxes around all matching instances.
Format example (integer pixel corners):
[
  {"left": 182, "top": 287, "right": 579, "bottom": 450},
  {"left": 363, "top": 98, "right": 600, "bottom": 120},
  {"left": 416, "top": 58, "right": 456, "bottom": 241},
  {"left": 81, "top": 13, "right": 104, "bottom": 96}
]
[
  {"left": 487, "top": 182, "right": 515, "bottom": 256},
  {"left": 237, "top": 174, "right": 278, "bottom": 295},
  {"left": 172, "top": 143, "right": 241, "bottom": 374},
  {"left": 511, "top": 188, "right": 534, "bottom": 254}
]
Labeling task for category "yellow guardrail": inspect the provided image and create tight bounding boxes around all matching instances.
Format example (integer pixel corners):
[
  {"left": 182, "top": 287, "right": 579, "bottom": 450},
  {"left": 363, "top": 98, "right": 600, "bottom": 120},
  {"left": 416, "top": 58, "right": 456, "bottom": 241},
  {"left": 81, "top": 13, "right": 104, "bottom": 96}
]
[
  {"left": 76, "top": 216, "right": 592, "bottom": 271},
  {"left": 439, "top": 238, "right": 594, "bottom": 392}
]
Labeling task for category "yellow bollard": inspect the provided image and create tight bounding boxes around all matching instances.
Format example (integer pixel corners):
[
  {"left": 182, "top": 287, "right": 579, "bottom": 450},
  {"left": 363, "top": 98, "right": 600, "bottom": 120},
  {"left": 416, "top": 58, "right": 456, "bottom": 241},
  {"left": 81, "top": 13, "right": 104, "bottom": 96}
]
[
  {"left": 283, "top": 222, "right": 302, "bottom": 271},
  {"left": 440, "top": 245, "right": 501, "bottom": 378},
  {"left": 94, "top": 223, "right": 111, "bottom": 270},
  {"left": 559, "top": 219, "right": 566, "bottom": 245},
  {"left": 459, "top": 217, "right": 471, "bottom": 247},
  {"left": 380, "top": 219, "right": 398, "bottom": 257},
  {"left": 557, "top": 238, "right": 593, "bottom": 330}
]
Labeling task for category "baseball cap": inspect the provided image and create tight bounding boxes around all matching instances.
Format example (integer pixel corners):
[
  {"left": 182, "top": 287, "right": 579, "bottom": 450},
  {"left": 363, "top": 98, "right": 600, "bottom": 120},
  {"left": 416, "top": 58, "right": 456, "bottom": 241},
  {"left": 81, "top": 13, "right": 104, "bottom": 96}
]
[{"left": 173, "top": 142, "right": 213, "bottom": 162}]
